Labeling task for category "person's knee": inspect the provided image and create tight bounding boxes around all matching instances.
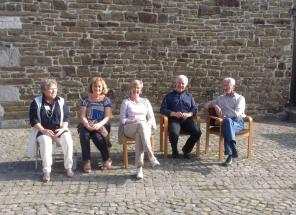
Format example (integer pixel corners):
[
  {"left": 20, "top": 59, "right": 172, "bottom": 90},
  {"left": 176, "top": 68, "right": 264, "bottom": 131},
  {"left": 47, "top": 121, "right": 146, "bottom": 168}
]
[
  {"left": 137, "top": 121, "right": 148, "bottom": 131},
  {"left": 223, "top": 118, "right": 232, "bottom": 126}
]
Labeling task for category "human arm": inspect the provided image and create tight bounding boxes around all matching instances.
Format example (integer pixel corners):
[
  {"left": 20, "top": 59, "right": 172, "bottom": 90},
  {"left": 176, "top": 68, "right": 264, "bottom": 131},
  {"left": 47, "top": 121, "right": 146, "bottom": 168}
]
[
  {"left": 204, "top": 97, "right": 223, "bottom": 117},
  {"left": 54, "top": 102, "right": 71, "bottom": 137},
  {"left": 181, "top": 94, "right": 197, "bottom": 119},
  {"left": 146, "top": 99, "right": 157, "bottom": 130},
  {"left": 234, "top": 96, "right": 246, "bottom": 117},
  {"left": 29, "top": 100, "right": 55, "bottom": 137},
  {"left": 160, "top": 93, "right": 182, "bottom": 118}
]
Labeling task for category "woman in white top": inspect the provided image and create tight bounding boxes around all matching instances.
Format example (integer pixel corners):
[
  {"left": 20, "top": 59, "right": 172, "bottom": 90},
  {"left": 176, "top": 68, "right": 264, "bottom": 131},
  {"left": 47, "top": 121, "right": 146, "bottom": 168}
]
[{"left": 120, "top": 80, "right": 160, "bottom": 179}]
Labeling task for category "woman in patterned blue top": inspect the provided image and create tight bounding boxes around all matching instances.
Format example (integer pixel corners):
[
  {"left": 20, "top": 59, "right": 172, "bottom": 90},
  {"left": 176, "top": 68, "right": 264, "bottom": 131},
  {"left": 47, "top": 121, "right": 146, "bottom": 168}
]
[{"left": 79, "top": 77, "right": 112, "bottom": 173}]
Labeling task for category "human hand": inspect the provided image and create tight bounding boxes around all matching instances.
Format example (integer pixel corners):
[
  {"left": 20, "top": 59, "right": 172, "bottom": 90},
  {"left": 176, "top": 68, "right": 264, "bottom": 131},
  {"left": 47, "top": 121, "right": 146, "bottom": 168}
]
[
  {"left": 41, "top": 129, "right": 55, "bottom": 137},
  {"left": 172, "top": 112, "right": 183, "bottom": 118},
  {"left": 181, "top": 112, "right": 191, "bottom": 119},
  {"left": 127, "top": 119, "right": 140, "bottom": 124},
  {"left": 53, "top": 128, "right": 65, "bottom": 137},
  {"left": 214, "top": 105, "right": 222, "bottom": 117}
]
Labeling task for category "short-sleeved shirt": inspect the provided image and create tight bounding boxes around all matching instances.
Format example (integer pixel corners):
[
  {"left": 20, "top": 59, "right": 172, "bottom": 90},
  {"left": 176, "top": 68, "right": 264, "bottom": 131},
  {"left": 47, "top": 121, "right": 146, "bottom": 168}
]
[{"left": 80, "top": 96, "right": 112, "bottom": 123}]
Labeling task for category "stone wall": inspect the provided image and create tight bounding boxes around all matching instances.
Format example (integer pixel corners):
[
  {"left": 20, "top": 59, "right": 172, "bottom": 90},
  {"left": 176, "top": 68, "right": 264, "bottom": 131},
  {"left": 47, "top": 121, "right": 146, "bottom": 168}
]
[{"left": 0, "top": 0, "right": 293, "bottom": 127}]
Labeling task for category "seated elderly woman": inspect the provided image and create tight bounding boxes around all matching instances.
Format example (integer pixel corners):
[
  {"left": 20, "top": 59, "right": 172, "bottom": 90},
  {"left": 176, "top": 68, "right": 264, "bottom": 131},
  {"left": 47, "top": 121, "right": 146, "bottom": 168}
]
[
  {"left": 27, "top": 79, "right": 74, "bottom": 183},
  {"left": 119, "top": 80, "right": 160, "bottom": 180},
  {"left": 78, "top": 77, "right": 112, "bottom": 173}
]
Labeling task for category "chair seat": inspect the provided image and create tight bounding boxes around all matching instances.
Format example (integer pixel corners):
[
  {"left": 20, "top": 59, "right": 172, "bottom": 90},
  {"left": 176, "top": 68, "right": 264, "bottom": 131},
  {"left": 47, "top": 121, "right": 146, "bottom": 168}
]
[
  {"left": 205, "top": 112, "right": 253, "bottom": 160},
  {"left": 160, "top": 114, "right": 201, "bottom": 159},
  {"left": 209, "top": 127, "right": 250, "bottom": 136},
  {"left": 122, "top": 132, "right": 154, "bottom": 168}
]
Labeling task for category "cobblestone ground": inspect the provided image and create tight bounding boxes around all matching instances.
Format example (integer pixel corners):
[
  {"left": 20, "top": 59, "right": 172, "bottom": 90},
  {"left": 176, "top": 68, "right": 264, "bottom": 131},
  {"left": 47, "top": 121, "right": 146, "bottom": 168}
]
[{"left": 0, "top": 120, "right": 296, "bottom": 214}]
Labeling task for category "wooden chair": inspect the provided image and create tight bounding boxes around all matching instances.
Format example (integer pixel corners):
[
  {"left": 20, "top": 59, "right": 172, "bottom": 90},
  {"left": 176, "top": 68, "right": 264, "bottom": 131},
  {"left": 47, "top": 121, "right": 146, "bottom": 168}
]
[
  {"left": 205, "top": 109, "right": 253, "bottom": 160},
  {"left": 159, "top": 114, "right": 201, "bottom": 159},
  {"left": 122, "top": 132, "right": 154, "bottom": 169}
]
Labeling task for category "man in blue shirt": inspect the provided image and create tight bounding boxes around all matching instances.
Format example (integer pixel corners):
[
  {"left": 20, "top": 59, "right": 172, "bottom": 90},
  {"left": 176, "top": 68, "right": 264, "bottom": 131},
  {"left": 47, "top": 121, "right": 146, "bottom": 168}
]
[{"left": 160, "top": 75, "right": 202, "bottom": 158}]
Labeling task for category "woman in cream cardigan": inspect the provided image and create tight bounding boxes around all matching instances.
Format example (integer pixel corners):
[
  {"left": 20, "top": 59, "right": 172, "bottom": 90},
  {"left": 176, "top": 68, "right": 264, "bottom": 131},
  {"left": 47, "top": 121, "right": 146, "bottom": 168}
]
[{"left": 119, "top": 80, "right": 160, "bottom": 180}]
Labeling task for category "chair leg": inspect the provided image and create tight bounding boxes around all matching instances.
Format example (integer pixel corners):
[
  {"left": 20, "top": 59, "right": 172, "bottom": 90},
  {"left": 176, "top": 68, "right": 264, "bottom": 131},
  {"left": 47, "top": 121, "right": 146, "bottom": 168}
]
[
  {"left": 247, "top": 135, "right": 253, "bottom": 159},
  {"left": 164, "top": 130, "right": 168, "bottom": 159},
  {"left": 123, "top": 143, "right": 128, "bottom": 168},
  {"left": 150, "top": 135, "right": 154, "bottom": 152},
  {"left": 218, "top": 136, "right": 224, "bottom": 161},
  {"left": 195, "top": 140, "right": 200, "bottom": 159},
  {"left": 160, "top": 123, "right": 164, "bottom": 152}
]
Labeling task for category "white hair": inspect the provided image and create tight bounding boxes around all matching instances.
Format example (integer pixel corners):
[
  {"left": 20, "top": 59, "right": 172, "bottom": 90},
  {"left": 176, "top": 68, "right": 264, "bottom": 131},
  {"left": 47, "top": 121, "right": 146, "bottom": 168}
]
[
  {"left": 223, "top": 77, "right": 235, "bottom": 85},
  {"left": 176, "top": 75, "right": 188, "bottom": 86}
]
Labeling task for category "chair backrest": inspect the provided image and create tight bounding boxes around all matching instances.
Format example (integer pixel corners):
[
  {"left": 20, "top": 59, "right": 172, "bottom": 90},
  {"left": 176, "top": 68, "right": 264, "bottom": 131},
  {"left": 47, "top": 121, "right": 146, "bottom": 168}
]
[{"left": 208, "top": 107, "right": 218, "bottom": 126}]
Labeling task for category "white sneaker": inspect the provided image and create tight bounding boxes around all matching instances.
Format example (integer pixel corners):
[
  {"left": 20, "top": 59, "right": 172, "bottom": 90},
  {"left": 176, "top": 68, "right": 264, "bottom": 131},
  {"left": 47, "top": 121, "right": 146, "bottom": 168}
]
[
  {"left": 136, "top": 167, "right": 143, "bottom": 180},
  {"left": 43, "top": 172, "right": 50, "bottom": 183},
  {"left": 150, "top": 156, "right": 160, "bottom": 167},
  {"left": 66, "top": 169, "right": 74, "bottom": 177}
]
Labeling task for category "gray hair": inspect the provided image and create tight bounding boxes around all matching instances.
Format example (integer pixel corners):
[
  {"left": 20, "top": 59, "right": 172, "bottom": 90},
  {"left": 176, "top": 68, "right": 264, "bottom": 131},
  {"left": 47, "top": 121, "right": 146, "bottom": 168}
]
[
  {"left": 223, "top": 77, "right": 235, "bottom": 85},
  {"left": 176, "top": 75, "right": 188, "bottom": 86},
  {"left": 130, "top": 80, "right": 143, "bottom": 89},
  {"left": 40, "top": 79, "right": 57, "bottom": 93}
]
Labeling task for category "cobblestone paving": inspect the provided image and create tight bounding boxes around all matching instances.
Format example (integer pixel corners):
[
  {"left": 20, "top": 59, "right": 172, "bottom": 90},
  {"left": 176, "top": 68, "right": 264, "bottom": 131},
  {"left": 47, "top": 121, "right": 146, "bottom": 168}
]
[{"left": 0, "top": 120, "right": 296, "bottom": 214}]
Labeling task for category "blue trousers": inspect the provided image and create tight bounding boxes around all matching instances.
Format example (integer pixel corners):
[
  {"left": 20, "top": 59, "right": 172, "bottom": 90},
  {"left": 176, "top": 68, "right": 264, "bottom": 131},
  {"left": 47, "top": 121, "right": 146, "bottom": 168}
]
[
  {"left": 222, "top": 117, "right": 244, "bottom": 156},
  {"left": 79, "top": 125, "right": 110, "bottom": 162}
]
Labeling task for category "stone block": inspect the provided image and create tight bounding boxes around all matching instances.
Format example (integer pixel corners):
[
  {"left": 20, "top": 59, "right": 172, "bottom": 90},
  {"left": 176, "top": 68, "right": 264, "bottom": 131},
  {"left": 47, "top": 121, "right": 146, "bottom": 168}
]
[
  {"left": 198, "top": 5, "right": 220, "bottom": 17},
  {"left": 79, "top": 39, "right": 93, "bottom": 48},
  {"left": 0, "top": 105, "right": 4, "bottom": 117},
  {"left": 53, "top": 0, "right": 67, "bottom": 10},
  {"left": 0, "top": 16, "right": 22, "bottom": 29},
  {"left": 177, "top": 37, "right": 191, "bottom": 46},
  {"left": 125, "top": 12, "right": 138, "bottom": 22},
  {"left": 20, "top": 56, "right": 52, "bottom": 66},
  {"left": 63, "top": 66, "right": 76, "bottom": 76},
  {"left": 125, "top": 32, "right": 150, "bottom": 41},
  {"left": 132, "top": 0, "right": 152, "bottom": 6},
  {"left": 216, "top": 0, "right": 240, "bottom": 7},
  {"left": 158, "top": 14, "right": 168, "bottom": 23},
  {"left": 61, "top": 11, "right": 77, "bottom": 19},
  {"left": 0, "top": 85, "right": 20, "bottom": 102},
  {"left": 138, "top": 12, "right": 157, "bottom": 23},
  {"left": 0, "top": 46, "right": 20, "bottom": 67}
]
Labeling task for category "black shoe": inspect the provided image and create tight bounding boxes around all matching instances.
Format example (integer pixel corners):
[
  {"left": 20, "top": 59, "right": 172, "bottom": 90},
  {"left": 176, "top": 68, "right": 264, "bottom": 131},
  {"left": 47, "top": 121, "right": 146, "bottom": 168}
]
[
  {"left": 232, "top": 143, "right": 238, "bottom": 158},
  {"left": 183, "top": 153, "right": 191, "bottom": 159},
  {"left": 172, "top": 151, "right": 179, "bottom": 159},
  {"left": 222, "top": 155, "right": 233, "bottom": 167}
]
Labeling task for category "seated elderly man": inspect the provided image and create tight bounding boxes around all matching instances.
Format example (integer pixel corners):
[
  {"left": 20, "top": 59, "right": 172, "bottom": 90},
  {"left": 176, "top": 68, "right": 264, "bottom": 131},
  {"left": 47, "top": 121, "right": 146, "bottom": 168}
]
[
  {"left": 160, "top": 75, "right": 202, "bottom": 159},
  {"left": 27, "top": 79, "right": 74, "bottom": 182},
  {"left": 205, "top": 77, "right": 246, "bottom": 166}
]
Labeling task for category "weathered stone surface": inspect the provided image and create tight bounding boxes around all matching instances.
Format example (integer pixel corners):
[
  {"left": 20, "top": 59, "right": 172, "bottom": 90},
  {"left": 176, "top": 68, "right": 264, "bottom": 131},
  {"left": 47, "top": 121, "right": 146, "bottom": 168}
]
[
  {"left": 0, "top": 16, "right": 22, "bottom": 29},
  {"left": 138, "top": 12, "right": 157, "bottom": 23},
  {"left": 0, "top": 86, "right": 20, "bottom": 102},
  {"left": 216, "top": 0, "right": 240, "bottom": 7},
  {"left": 53, "top": 0, "right": 67, "bottom": 10},
  {"left": 0, "top": 0, "right": 293, "bottom": 124},
  {"left": 0, "top": 46, "right": 20, "bottom": 67},
  {"left": 0, "top": 105, "right": 4, "bottom": 117},
  {"left": 198, "top": 5, "right": 220, "bottom": 17},
  {"left": 177, "top": 37, "right": 191, "bottom": 46}
]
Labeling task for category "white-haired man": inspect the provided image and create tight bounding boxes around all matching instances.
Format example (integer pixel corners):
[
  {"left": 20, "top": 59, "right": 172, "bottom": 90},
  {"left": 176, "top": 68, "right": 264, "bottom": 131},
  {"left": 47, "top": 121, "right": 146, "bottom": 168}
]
[
  {"left": 205, "top": 77, "right": 246, "bottom": 166},
  {"left": 160, "top": 75, "right": 202, "bottom": 158}
]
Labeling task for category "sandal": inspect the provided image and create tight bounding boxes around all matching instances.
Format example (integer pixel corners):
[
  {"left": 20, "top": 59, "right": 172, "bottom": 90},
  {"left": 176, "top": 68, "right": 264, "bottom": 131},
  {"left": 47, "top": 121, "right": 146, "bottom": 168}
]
[
  {"left": 100, "top": 159, "right": 112, "bottom": 171},
  {"left": 83, "top": 160, "right": 91, "bottom": 173}
]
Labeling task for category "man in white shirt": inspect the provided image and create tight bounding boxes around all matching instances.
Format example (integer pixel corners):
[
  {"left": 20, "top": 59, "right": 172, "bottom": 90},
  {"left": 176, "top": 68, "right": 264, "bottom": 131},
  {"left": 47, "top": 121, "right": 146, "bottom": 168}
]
[{"left": 205, "top": 77, "right": 246, "bottom": 166}]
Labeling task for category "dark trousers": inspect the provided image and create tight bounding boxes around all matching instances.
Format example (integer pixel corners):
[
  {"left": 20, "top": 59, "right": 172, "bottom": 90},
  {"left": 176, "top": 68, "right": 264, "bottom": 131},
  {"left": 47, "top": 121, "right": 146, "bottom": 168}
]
[
  {"left": 79, "top": 125, "right": 110, "bottom": 162},
  {"left": 168, "top": 118, "right": 202, "bottom": 154}
]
